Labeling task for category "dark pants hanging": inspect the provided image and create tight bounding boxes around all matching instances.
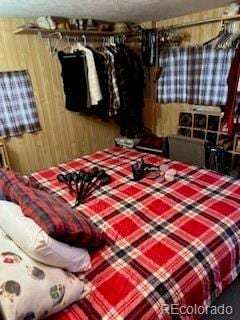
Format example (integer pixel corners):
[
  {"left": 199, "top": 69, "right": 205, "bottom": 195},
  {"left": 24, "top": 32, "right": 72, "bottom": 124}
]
[{"left": 58, "top": 51, "right": 88, "bottom": 112}]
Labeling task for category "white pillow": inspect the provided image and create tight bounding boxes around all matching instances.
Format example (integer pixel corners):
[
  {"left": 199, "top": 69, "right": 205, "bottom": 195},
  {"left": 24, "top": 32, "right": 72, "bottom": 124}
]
[
  {"left": 0, "top": 227, "right": 89, "bottom": 319},
  {"left": 0, "top": 200, "right": 91, "bottom": 272}
]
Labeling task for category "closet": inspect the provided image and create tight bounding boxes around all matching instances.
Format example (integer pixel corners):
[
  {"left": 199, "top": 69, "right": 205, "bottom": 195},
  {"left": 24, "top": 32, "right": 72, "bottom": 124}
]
[
  {"left": 155, "top": 9, "right": 240, "bottom": 137},
  {"left": 3, "top": 6, "right": 240, "bottom": 174},
  {"left": 155, "top": 11, "right": 240, "bottom": 177},
  {"left": 2, "top": 19, "right": 136, "bottom": 173}
]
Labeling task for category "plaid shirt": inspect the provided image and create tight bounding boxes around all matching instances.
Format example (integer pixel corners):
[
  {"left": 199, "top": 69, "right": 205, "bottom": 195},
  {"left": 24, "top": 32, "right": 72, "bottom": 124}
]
[
  {"left": 31, "top": 148, "right": 240, "bottom": 320},
  {"left": 157, "top": 47, "right": 235, "bottom": 106},
  {"left": 0, "top": 70, "right": 41, "bottom": 138},
  {"left": 101, "top": 48, "right": 121, "bottom": 116}
]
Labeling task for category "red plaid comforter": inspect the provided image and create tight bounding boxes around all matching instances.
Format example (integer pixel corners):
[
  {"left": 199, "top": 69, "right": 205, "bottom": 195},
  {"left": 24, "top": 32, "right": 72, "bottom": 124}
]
[{"left": 30, "top": 148, "right": 240, "bottom": 320}]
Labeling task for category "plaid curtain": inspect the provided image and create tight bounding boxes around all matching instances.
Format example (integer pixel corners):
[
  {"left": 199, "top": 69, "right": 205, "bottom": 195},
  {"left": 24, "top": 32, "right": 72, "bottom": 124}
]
[
  {"left": 187, "top": 46, "right": 203, "bottom": 105},
  {"left": 157, "top": 47, "right": 188, "bottom": 103},
  {"left": 157, "top": 47, "right": 236, "bottom": 106},
  {"left": 0, "top": 70, "right": 41, "bottom": 138}
]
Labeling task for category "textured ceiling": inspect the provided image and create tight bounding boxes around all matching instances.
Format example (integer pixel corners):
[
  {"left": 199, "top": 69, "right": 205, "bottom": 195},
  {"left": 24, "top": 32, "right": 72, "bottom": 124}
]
[{"left": 0, "top": 0, "right": 232, "bottom": 22}]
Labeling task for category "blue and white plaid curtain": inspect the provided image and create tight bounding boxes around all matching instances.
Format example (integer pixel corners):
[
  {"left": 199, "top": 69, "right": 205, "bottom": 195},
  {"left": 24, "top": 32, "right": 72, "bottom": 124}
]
[
  {"left": 157, "top": 47, "right": 236, "bottom": 106},
  {"left": 0, "top": 70, "right": 41, "bottom": 138}
]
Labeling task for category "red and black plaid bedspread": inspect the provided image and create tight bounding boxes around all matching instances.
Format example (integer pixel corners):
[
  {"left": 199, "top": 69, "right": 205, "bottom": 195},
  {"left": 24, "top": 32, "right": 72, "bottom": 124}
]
[{"left": 30, "top": 148, "right": 240, "bottom": 320}]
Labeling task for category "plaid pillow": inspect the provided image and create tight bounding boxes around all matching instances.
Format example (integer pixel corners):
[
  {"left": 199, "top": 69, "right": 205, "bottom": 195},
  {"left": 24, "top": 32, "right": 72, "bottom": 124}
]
[
  {"left": 0, "top": 169, "right": 105, "bottom": 250},
  {"left": 0, "top": 168, "right": 32, "bottom": 188}
]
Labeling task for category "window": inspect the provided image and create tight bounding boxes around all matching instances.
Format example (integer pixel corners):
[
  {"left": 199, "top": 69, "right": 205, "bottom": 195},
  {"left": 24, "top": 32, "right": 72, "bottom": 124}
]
[{"left": 0, "top": 70, "right": 41, "bottom": 138}]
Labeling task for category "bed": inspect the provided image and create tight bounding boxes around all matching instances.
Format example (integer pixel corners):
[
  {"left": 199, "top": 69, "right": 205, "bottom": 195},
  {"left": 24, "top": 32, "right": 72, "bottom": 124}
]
[{"left": 26, "top": 147, "right": 240, "bottom": 320}]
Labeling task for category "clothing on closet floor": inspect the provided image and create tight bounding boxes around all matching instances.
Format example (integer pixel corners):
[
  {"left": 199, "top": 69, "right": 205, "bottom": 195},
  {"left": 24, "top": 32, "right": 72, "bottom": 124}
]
[
  {"left": 222, "top": 48, "right": 240, "bottom": 136},
  {"left": 157, "top": 47, "right": 235, "bottom": 106},
  {"left": 0, "top": 70, "right": 41, "bottom": 138},
  {"left": 58, "top": 51, "right": 89, "bottom": 112}
]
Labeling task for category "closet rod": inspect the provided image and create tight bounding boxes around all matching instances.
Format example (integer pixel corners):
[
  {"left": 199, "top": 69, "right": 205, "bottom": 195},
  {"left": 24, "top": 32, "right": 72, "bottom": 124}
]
[
  {"left": 159, "top": 14, "right": 240, "bottom": 30},
  {"left": 36, "top": 30, "right": 139, "bottom": 42},
  {"left": 14, "top": 27, "right": 138, "bottom": 38}
]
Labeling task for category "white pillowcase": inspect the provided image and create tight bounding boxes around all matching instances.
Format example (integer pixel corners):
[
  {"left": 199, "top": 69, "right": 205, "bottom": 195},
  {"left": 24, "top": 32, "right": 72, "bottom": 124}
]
[
  {"left": 0, "top": 227, "right": 88, "bottom": 320},
  {"left": 0, "top": 200, "right": 91, "bottom": 272}
]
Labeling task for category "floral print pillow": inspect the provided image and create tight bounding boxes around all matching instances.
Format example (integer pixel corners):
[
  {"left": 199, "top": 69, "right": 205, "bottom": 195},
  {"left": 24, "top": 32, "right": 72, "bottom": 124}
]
[{"left": 0, "top": 228, "right": 89, "bottom": 320}]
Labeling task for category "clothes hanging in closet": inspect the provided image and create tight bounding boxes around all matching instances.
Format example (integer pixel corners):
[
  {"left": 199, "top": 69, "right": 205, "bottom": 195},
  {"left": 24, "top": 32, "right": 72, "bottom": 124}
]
[
  {"left": 58, "top": 51, "right": 88, "bottom": 112},
  {"left": 141, "top": 29, "right": 157, "bottom": 67},
  {"left": 91, "top": 49, "right": 109, "bottom": 115},
  {"left": 58, "top": 43, "right": 144, "bottom": 137},
  {"left": 99, "top": 45, "right": 121, "bottom": 116},
  {"left": 113, "top": 45, "right": 145, "bottom": 137},
  {"left": 71, "top": 42, "right": 103, "bottom": 106}
]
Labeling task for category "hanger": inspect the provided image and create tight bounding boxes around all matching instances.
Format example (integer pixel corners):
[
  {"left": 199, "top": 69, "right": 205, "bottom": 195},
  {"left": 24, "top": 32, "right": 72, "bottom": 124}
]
[
  {"left": 111, "top": 36, "right": 116, "bottom": 46},
  {"left": 227, "top": 21, "right": 240, "bottom": 47},
  {"left": 82, "top": 35, "right": 87, "bottom": 47},
  {"left": 203, "top": 21, "right": 240, "bottom": 48},
  {"left": 102, "top": 37, "right": 106, "bottom": 47},
  {"left": 74, "top": 35, "right": 88, "bottom": 51},
  {"left": 203, "top": 22, "right": 226, "bottom": 47},
  {"left": 222, "top": 21, "right": 240, "bottom": 48},
  {"left": 61, "top": 35, "right": 72, "bottom": 52},
  {"left": 38, "top": 31, "right": 62, "bottom": 55}
]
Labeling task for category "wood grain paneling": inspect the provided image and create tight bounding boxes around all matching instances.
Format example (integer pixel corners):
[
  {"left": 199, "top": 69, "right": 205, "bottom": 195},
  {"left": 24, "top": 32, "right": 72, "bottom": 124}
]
[
  {"left": 0, "top": 18, "right": 124, "bottom": 174},
  {"left": 153, "top": 6, "right": 227, "bottom": 137}
]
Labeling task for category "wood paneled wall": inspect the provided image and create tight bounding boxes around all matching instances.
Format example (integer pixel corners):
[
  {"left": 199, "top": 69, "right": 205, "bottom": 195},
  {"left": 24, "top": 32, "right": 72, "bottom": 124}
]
[
  {"left": 0, "top": 18, "right": 121, "bottom": 174},
  {"left": 152, "top": 6, "right": 227, "bottom": 137}
]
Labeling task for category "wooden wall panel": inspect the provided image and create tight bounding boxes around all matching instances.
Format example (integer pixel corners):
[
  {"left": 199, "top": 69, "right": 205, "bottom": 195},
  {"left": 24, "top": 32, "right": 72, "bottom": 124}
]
[
  {"left": 153, "top": 6, "right": 227, "bottom": 137},
  {"left": 0, "top": 18, "right": 120, "bottom": 174}
]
